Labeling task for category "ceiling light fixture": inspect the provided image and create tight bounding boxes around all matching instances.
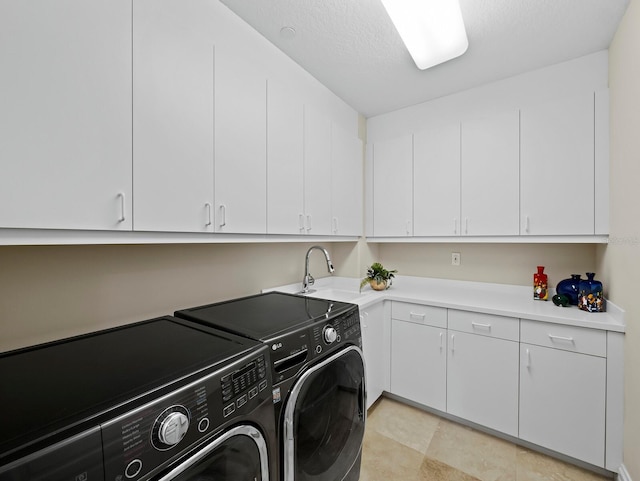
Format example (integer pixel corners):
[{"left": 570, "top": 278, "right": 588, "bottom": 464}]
[{"left": 381, "top": 0, "right": 468, "bottom": 70}]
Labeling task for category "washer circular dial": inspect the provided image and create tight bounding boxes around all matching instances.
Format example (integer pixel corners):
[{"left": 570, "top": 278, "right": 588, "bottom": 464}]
[
  {"left": 151, "top": 405, "right": 190, "bottom": 450},
  {"left": 323, "top": 325, "right": 337, "bottom": 344}
]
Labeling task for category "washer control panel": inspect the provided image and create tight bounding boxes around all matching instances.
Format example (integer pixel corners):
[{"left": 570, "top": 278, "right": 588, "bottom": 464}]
[
  {"left": 101, "top": 346, "right": 271, "bottom": 481},
  {"left": 268, "top": 305, "right": 360, "bottom": 385},
  {"left": 310, "top": 306, "right": 361, "bottom": 358}
]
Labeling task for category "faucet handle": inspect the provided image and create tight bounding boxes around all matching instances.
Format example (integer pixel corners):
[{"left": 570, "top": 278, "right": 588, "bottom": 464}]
[{"left": 307, "top": 273, "right": 315, "bottom": 286}]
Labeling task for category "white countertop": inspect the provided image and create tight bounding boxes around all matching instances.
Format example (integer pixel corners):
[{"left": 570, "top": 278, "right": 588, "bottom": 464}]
[{"left": 264, "top": 275, "right": 625, "bottom": 333}]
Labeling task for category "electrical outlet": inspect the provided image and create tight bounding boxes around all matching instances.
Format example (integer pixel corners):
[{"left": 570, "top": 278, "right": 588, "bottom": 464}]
[{"left": 451, "top": 252, "right": 461, "bottom": 266}]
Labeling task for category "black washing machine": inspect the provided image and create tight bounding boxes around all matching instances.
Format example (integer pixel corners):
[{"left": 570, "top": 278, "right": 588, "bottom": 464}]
[
  {"left": 175, "top": 291, "right": 366, "bottom": 481},
  {"left": 0, "top": 316, "right": 277, "bottom": 481}
]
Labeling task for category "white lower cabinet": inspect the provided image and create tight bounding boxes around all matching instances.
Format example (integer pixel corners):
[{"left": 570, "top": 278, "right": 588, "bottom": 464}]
[
  {"left": 360, "top": 302, "right": 385, "bottom": 410},
  {"left": 447, "top": 310, "right": 520, "bottom": 436},
  {"left": 447, "top": 330, "right": 519, "bottom": 436},
  {"left": 385, "top": 302, "right": 617, "bottom": 470},
  {"left": 519, "top": 321, "right": 607, "bottom": 467},
  {"left": 391, "top": 319, "right": 447, "bottom": 412}
]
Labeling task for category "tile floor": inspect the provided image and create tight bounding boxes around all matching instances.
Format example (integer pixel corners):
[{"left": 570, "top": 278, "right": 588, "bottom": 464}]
[{"left": 360, "top": 397, "right": 613, "bottom": 481}]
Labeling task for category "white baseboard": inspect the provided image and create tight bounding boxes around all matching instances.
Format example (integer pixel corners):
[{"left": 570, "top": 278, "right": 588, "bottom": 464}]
[{"left": 619, "top": 464, "right": 633, "bottom": 481}]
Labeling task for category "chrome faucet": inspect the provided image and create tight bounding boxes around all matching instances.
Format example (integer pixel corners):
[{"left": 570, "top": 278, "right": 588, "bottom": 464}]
[{"left": 301, "top": 245, "right": 335, "bottom": 293}]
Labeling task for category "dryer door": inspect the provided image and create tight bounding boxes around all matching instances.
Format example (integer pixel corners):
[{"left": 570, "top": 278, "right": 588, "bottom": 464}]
[
  {"left": 155, "top": 425, "right": 270, "bottom": 481},
  {"left": 283, "top": 346, "right": 366, "bottom": 481}
]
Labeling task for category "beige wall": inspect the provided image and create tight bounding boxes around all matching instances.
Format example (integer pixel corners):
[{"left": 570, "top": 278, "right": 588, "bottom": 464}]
[
  {"left": 1, "top": 239, "right": 595, "bottom": 354},
  {"left": 601, "top": 1, "right": 640, "bottom": 478},
  {"left": 0, "top": 242, "right": 361, "bottom": 352},
  {"left": 377, "top": 243, "right": 597, "bottom": 287}
]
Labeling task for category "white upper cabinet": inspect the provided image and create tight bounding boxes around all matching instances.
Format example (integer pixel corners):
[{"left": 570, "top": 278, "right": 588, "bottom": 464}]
[
  {"left": 303, "top": 107, "right": 333, "bottom": 235},
  {"left": 331, "top": 123, "right": 363, "bottom": 236},
  {"left": 461, "top": 110, "right": 520, "bottom": 236},
  {"left": 133, "top": 0, "right": 214, "bottom": 232},
  {"left": 266, "top": 79, "right": 304, "bottom": 235},
  {"left": 215, "top": 46, "right": 267, "bottom": 234},
  {"left": 0, "top": 0, "right": 132, "bottom": 230},
  {"left": 521, "top": 92, "right": 595, "bottom": 235},
  {"left": 414, "top": 123, "right": 461, "bottom": 236},
  {"left": 372, "top": 135, "right": 414, "bottom": 236},
  {"left": 594, "top": 89, "right": 610, "bottom": 235}
]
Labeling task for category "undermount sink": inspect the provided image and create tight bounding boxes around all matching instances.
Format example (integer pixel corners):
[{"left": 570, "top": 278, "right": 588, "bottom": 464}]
[{"left": 301, "top": 288, "right": 364, "bottom": 303}]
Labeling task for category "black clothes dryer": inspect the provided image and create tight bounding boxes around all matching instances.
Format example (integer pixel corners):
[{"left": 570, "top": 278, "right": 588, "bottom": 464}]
[{"left": 175, "top": 291, "right": 366, "bottom": 481}]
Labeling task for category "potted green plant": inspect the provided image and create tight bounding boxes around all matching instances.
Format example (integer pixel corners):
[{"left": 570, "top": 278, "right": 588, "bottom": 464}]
[{"left": 360, "top": 262, "right": 397, "bottom": 291}]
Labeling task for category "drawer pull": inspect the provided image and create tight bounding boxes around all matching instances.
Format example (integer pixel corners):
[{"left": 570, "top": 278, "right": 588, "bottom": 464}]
[
  {"left": 439, "top": 332, "right": 443, "bottom": 350},
  {"left": 526, "top": 348, "right": 531, "bottom": 368},
  {"left": 471, "top": 322, "right": 492, "bottom": 330},
  {"left": 409, "top": 312, "right": 426, "bottom": 320},
  {"left": 450, "top": 334, "right": 455, "bottom": 352},
  {"left": 548, "top": 334, "right": 575, "bottom": 343}
]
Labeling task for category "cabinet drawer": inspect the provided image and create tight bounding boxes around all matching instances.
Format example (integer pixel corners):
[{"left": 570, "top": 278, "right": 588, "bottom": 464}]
[
  {"left": 391, "top": 302, "right": 447, "bottom": 328},
  {"left": 520, "top": 319, "right": 606, "bottom": 357},
  {"left": 448, "top": 310, "right": 519, "bottom": 341}
]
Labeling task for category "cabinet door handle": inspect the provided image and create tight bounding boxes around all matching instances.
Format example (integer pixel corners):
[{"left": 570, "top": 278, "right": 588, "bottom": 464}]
[
  {"left": 548, "top": 334, "right": 574, "bottom": 343},
  {"left": 526, "top": 348, "right": 531, "bottom": 368},
  {"left": 406, "top": 220, "right": 411, "bottom": 235},
  {"left": 409, "top": 312, "right": 425, "bottom": 320},
  {"left": 439, "top": 332, "right": 443, "bottom": 350},
  {"left": 471, "top": 322, "right": 491, "bottom": 330},
  {"left": 332, "top": 217, "right": 338, "bottom": 234},
  {"left": 205, "top": 203, "right": 212, "bottom": 226},
  {"left": 306, "top": 214, "right": 312, "bottom": 232},
  {"left": 117, "top": 193, "right": 125, "bottom": 223},
  {"left": 454, "top": 218, "right": 458, "bottom": 235},
  {"left": 525, "top": 215, "right": 530, "bottom": 234},
  {"left": 450, "top": 334, "right": 455, "bottom": 352},
  {"left": 465, "top": 217, "right": 469, "bottom": 235},
  {"left": 299, "top": 213, "right": 305, "bottom": 232},
  {"left": 219, "top": 204, "right": 227, "bottom": 227}
]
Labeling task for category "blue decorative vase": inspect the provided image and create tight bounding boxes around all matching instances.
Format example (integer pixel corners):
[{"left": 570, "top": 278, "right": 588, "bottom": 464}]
[
  {"left": 578, "top": 272, "right": 605, "bottom": 312},
  {"left": 556, "top": 274, "right": 582, "bottom": 306}
]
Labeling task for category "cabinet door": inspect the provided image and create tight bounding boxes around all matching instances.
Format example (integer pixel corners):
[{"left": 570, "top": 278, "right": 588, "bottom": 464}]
[
  {"left": 447, "top": 331, "right": 519, "bottom": 436},
  {"left": 266, "top": 79, "right": 304, "bottom": 234},
  {"left": 521, "top": 92, "right": 595, "bottom": 235},
  {"left": 519, "top": 343, "right": 606, "bottom": 467},
  {"left": 0, "top": 0, "right": 132, "bottom": 230},
  {"left": 133, "top": 0, "right": 214, "bottom": 232},
  {"left": 461, "top": 111, "right": 519, "bottom": 236},
  {"left": 215, "top": 47, "right": 267, "bottom": 233},
  {"left": 391, "top": 319, "right": 446, "bottom": 412},
  {"left": 331, "top": 124, "right": 363, "bottom": 236},
  {"left": 361, "top": 303, "right": 385, "bottom": 409},
  {"left": 372, "top": 135, "right": 413, "bottom": 236},
  {"left": 303, "top": 107, "right": 332, "bottom": 235},
  {"left": 414, "top": 123, "right": 461, "bottom": 236}
]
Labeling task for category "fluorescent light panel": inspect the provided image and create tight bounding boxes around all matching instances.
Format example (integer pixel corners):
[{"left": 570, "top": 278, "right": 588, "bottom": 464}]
[{"left": 381, "top": 0, "right": 468, "bottom": 70}]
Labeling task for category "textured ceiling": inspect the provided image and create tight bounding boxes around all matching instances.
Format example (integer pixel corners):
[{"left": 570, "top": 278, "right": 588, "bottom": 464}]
[{"left": 219, "top": 0, "right": 629, "bottom": 117}]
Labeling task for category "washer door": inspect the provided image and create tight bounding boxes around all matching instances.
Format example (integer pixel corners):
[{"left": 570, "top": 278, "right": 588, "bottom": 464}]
[
  {"left": 283, "top": 346, "right": 366, "bottom": 481},
  {"left": 155, "top": 425, "right": 269, "bottom": 481}
]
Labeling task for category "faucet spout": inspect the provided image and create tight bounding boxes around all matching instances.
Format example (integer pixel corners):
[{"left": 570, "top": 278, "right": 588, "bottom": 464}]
[{"left": 301, "top": 245, "right": 334, "bottom": 293}]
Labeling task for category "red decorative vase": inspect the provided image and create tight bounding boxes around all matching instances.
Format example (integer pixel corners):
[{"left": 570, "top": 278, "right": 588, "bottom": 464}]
[{"left": 534, "top": 266, "right": 548, "bottom": 301}]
